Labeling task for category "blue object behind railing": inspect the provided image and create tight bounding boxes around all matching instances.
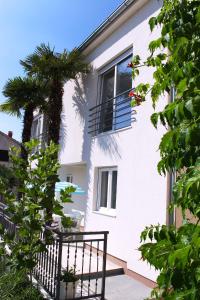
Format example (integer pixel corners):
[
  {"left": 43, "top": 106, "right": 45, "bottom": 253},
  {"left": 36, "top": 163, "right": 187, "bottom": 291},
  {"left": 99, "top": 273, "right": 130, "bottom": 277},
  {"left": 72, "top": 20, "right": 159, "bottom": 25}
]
[{"left": 55, "top": 182, "right": 85, "bottom": 195}]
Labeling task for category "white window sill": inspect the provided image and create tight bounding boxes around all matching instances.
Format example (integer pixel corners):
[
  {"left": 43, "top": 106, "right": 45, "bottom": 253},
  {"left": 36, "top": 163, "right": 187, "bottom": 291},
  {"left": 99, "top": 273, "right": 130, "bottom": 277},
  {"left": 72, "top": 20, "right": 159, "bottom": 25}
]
[
  {"left": 92, "top": 210, "right": 117, "bottom": 218},
  {"left": 92, "top": 125, "right": 132, "bottom": 139}
]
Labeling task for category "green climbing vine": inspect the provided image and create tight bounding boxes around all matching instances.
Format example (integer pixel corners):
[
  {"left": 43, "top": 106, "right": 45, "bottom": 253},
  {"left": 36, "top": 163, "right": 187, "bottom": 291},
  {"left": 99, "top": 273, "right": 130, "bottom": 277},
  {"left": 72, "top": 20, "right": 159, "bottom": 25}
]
[{"left": 128, "top": 0, "right": 200, "bottom": 298}]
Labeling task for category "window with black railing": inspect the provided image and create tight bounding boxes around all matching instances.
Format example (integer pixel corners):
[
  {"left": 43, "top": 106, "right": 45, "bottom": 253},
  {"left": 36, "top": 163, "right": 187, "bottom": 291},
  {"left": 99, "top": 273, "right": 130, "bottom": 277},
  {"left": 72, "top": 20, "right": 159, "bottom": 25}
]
[{"left": 88, "top": 55, "right": 134, "bottom": 135}]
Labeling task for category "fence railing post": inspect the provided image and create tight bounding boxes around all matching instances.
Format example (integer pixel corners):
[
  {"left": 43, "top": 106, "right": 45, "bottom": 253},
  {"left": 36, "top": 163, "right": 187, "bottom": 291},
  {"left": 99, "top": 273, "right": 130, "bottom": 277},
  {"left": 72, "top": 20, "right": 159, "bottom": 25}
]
[
  {"left": 101, "top": 232, "right": 108, "bottom": 300},
  {"left": 56, "top": 233, "right": 63, "bottom": 300}
]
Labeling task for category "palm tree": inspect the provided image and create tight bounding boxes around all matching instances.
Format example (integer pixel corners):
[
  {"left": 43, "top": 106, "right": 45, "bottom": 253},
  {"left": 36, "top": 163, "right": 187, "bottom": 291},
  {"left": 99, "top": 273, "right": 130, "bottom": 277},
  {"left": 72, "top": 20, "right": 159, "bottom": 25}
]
[
  {"left": 20, "top": 44, "right": 88, "bottom": 223},
  {"left": 1, "top": 76, "right": 47, "bottom": 160},
  {"left": 20, "top": 43, "right": 89, "bottom": 145}
]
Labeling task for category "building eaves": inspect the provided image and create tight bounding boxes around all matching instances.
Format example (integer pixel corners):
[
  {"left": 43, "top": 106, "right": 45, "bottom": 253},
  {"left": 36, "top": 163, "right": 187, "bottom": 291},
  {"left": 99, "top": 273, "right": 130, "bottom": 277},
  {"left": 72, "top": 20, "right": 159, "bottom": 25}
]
[{"left": 78, "top": 0, "right": 136, "bottom": 52}]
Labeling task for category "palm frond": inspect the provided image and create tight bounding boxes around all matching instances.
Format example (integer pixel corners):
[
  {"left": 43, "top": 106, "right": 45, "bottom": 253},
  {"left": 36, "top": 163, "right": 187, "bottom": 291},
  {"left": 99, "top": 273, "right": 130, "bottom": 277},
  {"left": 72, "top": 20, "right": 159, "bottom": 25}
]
[
  {"left": 2, "top": 76, "right": 48, "bottom": 117},
  {"left": 0, "top": 101, "right": 22, "bottom": 117},
  {"left": 20, "top": 43, "right": 57, "bottom": 78},
  {"left": 20, "top": 43, "right": 89, "bottom": 83}
]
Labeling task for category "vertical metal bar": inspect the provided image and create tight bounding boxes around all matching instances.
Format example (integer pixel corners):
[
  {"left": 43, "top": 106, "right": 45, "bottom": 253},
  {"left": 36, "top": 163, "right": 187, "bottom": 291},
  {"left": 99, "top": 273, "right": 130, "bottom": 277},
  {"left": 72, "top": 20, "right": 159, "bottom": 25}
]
[
  {"left": 41, "top": 247, "right": 44, "bottom": 285},
  {"left": 50, "top": 240, "right": 55, "bottom": 296},
  {"left": 95, "top": 241, "right": 100, "bottom": 294},
  {"left": 73, "top": 241, "right": 78, "bottom": 298},
  {"left": 74, "top": 241, "right": 78, "bottom": 273},
  {"left": 56, "top": 233, "right": 63, "bottom": 300},
  {"left": 67, "top": 242, "right": 70, "bottom": 272},
  {"left": 48, "top": 244, "right": 52, "bottom": 291},
  {"left": 81, "top": 241, "right": 85, "bottom": 298},
  {"left": 101, "top": 233, "right": 108, "bottom": 300},
  {"left": 88, "top": 241, "right": 92, "bottom": 296},
  {"left": 44, "top": 246, "right": 48, "bottom": 288},
  {"left": 53, "top": 237, "right": 59, "bottom": 297}
]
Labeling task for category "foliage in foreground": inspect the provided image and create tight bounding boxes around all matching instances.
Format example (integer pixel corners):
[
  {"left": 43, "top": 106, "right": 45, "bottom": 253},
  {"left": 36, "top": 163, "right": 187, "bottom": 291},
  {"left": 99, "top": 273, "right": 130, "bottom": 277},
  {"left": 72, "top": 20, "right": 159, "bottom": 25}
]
[
  {"left": 0, "top": 269, "right": 44, "bottom": 300},
  {"left": 129, "top": 0, "right": 200, "bottom": 298},
  {"left": 0, "top": 164, "right": 17, "bottom": 189},
  {"left": 0, "top": 140, "right": 75, "bottom": 272}
]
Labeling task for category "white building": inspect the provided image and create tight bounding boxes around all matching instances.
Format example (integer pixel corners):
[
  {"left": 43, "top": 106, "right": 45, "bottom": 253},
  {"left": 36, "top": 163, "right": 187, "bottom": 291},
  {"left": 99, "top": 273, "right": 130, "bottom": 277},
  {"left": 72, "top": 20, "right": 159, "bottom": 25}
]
[{"left": 33, "top": 0, "right": 171, "bottom": 287}]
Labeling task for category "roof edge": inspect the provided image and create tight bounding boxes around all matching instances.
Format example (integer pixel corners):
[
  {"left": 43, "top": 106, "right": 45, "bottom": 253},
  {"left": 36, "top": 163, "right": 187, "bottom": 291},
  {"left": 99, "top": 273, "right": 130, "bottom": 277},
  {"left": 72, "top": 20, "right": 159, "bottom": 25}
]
[
  {"left": 78, "top": 0, "right": 136, "bottom": 52},
  {"left": 0, "top": 130, "right": 21, "bottom": 146}
]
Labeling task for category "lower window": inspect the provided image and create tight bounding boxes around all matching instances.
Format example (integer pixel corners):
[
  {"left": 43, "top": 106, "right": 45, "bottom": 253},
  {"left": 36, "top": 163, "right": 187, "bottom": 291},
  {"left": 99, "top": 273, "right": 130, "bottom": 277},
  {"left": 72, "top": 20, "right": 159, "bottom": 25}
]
[{"left": 97, "top": 167, "right": 118, "bottom": 212}]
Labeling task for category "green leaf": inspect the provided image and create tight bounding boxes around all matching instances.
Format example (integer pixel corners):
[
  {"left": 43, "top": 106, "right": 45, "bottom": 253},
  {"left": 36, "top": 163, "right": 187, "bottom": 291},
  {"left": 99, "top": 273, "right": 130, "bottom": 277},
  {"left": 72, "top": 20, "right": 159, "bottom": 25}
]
[
  {"left": 151, "top": 113, "right": 159, "bottom": 128},
  {"left": 177, "top": 78, "right": 187, "bottom": 96},
  {"left": 149, "top": 17, "right": 157, "bottom": 31}
]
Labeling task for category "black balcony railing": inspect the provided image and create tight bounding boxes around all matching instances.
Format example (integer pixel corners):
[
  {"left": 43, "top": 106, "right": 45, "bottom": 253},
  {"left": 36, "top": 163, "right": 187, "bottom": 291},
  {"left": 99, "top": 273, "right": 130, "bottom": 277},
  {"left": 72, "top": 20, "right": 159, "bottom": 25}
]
[
  {"left": 0, "top": 205, "right": 108, "bottom": 300},
  {"left": 88, "top": 88, "right": 136, "bottom": 135}
]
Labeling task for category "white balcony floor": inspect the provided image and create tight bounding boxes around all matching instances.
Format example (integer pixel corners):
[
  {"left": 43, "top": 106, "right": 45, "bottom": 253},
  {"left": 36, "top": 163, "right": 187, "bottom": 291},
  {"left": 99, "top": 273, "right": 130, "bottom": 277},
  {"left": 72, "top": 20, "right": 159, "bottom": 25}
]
[{"left": 61, "top": 243, "right": 122, "bottom": 275}]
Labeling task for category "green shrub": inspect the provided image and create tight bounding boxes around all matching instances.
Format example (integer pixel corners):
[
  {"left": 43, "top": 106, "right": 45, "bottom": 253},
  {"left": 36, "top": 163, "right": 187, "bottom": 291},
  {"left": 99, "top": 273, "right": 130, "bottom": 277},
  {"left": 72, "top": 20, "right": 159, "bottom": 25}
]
[
  {"left": 130, "top": 0, "right": 200, "bottom": 298},
  {"left": 0, "top": 269, "right": 44, "bottom": 300}
]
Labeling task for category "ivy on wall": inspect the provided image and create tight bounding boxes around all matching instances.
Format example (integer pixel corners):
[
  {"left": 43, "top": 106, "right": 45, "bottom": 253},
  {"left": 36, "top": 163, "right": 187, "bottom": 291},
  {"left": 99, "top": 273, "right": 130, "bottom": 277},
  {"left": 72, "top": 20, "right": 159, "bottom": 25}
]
[{"left": 128, "top": 0, "right": 200, "bottom": 298}]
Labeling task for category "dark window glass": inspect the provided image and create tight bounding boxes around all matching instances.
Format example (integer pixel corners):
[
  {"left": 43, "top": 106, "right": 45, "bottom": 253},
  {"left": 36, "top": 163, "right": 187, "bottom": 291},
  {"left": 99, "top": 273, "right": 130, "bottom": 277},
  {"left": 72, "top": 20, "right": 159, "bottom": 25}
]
[
  {"left": 99, "top": 68, "right": 115, "bottom": 133},
  {"left": 66, "top": 175, "right": 73, "bottom": 183},
  {"left": 100, "top": 171, "right": 108, "bottom": 207},
  {"left": 31, "top": 118, "right": 41, "bottom": 139},
  {"left": 99, "top": 55, "right": 132, "bottom": 134},
  {"left": 115, "top": 56, "right": 132, "bottom": 130},
  {"left": 111, "top": 171, "right": 117, "bottom": 209},
  {"left": 0, "top": 150, "right": 9, "bottom": 162}
]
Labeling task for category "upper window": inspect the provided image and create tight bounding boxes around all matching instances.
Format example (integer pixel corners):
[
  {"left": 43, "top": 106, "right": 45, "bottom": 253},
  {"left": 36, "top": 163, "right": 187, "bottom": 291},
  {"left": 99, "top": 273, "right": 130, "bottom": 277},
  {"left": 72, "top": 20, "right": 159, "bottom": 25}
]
[
  {"left": 31, "top": 115, "right": 48, "bottom": 152},
  {"left": 31, "top": 116, "right": 42, "bottom": 140},
  {"left": 99, "top": 55, "right": 132, "bottom": 133},
  {"left": 96, "top": 167, "right": 118, "bottom": 213}
]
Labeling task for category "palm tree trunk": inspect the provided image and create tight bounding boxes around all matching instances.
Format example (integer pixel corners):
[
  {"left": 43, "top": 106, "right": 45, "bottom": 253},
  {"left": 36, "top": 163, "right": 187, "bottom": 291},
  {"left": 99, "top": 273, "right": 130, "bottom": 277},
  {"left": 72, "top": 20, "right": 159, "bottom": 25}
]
[
  {"left": 46, "top": 79, "right": 63, "bottom": 224},
  {"left": 21, "top": 104, "right": 34, "bottom": 161},
  {"left": 17, "top": 105, "right": 34, "bottom": 201},
  {"left": 47, "top": 79, "right": 63, "bottom": 145}
]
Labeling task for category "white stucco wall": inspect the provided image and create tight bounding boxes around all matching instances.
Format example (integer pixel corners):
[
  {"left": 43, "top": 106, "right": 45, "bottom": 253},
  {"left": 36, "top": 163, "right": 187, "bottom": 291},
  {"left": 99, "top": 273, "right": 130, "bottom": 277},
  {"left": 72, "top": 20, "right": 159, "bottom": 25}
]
[{"left": 59, "top": 0, "right": 167, "bottom": 281}]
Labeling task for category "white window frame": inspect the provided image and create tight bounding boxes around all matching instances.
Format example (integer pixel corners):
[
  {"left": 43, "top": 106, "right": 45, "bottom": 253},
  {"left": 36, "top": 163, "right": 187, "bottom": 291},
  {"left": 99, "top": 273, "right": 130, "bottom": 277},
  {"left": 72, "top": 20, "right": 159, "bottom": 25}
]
[
  {"left": 98, "top": 47, "right": 133, "bottom": 75},
  {"left": 66, "top": 174, "right": 73, "bottom": 183},
  {"left": 96, "top": 167, "right": 118, "bottom": 214},
  {"left": 31, "top": 114, "right": 43, "bottom": 139}
]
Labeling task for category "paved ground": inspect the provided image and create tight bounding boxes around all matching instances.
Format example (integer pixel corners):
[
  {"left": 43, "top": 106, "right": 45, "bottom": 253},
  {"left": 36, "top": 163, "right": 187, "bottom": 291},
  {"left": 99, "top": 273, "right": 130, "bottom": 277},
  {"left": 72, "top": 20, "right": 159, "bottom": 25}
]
[
  {"left": 61, "top": 243, "right": 151, "bottom": 300},
  {"left": 104, "top": 275, "right": 151, "bottom": 300},
  {"left": 36, "top": 273, "right": 152, "bottom": 300}
]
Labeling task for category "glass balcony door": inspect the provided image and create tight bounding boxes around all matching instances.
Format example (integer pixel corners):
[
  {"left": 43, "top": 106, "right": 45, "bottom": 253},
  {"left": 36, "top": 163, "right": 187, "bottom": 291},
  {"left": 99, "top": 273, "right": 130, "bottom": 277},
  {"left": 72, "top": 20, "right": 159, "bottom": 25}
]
[
  {"left": 99, "top": 55, "right": 132, "bottom": 133},
  {"left": 115, "top": 56, "right": 132, "bottom": 130},
  {"left": 99, "top": 68, "right": 115, "bottom": 133}
]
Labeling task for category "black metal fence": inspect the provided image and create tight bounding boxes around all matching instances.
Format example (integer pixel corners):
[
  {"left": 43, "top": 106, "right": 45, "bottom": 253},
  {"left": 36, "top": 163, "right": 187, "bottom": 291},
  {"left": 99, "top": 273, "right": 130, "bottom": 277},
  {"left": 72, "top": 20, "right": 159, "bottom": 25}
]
[
  {"left": 0, "top": 203, "right": 18, "bottom": 237},
  {"left": 33, "top": 229, "right": 108, "bottom": 300},
  {"left": 0, "top": 206, "right": 108, "bottom": 300}
]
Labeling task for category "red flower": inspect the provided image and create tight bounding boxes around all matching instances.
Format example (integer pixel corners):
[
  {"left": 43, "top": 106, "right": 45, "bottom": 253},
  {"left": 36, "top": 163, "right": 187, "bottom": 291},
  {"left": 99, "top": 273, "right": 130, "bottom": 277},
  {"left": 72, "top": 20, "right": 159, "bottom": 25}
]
[
  {"left": 127, "top": 62, "right": 133, "bottom": 68},
  {"left": 129, "top": 90, "right": 136, "bottom": 97},
  {"left": 129, "top": 90, "right": 143, "bottom": 105}
]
